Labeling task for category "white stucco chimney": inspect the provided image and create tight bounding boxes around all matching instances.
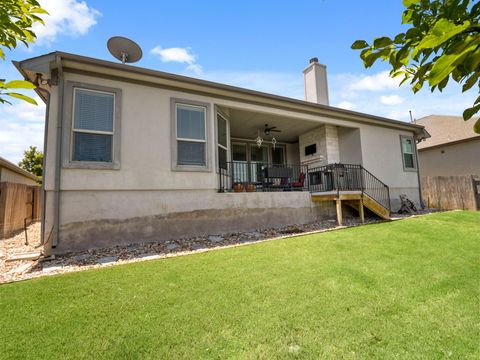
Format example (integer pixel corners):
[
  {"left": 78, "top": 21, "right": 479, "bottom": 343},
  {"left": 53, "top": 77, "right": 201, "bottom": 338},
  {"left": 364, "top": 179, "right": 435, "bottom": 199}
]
[{"left": 303, "top": 57, "right": 329, "bottom": 105}]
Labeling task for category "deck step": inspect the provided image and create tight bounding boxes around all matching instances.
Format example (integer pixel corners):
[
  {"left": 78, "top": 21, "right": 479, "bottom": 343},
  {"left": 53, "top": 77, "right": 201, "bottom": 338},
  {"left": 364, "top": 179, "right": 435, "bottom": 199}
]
[{"left": 311, "top": 192, "right": 390, "bottom": 222}]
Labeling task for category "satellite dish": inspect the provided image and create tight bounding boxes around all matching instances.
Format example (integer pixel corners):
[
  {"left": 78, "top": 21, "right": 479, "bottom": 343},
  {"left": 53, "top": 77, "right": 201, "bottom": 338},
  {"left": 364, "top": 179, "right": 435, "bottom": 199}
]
[{"left": 107, "top": 36, "right": 142, "bottom": 64}]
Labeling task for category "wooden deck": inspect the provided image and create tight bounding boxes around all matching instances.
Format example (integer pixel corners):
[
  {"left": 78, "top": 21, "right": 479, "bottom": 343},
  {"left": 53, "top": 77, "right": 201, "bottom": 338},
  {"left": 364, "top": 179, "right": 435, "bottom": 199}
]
[{"left": 311, "top": 191, "right": 390, "bottom": 225}]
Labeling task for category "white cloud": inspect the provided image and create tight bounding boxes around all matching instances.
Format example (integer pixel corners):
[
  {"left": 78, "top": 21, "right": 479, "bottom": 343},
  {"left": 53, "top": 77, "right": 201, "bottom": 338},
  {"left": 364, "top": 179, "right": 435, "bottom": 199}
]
[
  {"left": 348, "top": 71, "right": 400, "bottom": 92},
  {"left": 335, "top": 101, "right": 356, "bottom": 110},
  {"left": 330, "top": 70, "right": 478, "bottom": 122},
  {"left": 3, "top": 97, "right": 45, "bottom": 122},
  {"left": 0, "top": 98, "right": 45, "bottom": 163},
  {"left": 151, "top": 46, "right": 203, "bottom": 75},
  {"left": 32, "top": 0, "right": 101, "bottom": 45},
  {"left": 380, "top": 95, "right": 405, "bottom": 105},
  {"left": 151, "top": 46, "right": 195, "bottom": 63}
]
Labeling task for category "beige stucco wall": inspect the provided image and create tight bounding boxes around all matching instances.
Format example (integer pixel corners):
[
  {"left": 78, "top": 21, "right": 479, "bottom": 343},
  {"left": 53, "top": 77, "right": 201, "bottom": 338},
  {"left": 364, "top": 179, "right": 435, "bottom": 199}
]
[
  {"left": 0, "top": 167, "right": 38, "bottom": 186},
  {"left": 338, "top": 127, "right": 362, "bottom": 165},
  {"left": 358, "top": 124, "right": 420, "bottom": 210},
  {"left": 418, "top": 139, "right": 480, "bottom": 176},
  {"left": 41, "top": 70, "right": 421, "bottom": 249}
]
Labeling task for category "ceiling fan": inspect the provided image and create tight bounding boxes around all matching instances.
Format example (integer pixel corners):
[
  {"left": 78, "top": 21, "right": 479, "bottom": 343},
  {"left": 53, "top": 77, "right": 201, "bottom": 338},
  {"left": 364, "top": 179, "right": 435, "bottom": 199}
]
[{"left": 264, "top": 124, "right": 281, "bottom": 135}]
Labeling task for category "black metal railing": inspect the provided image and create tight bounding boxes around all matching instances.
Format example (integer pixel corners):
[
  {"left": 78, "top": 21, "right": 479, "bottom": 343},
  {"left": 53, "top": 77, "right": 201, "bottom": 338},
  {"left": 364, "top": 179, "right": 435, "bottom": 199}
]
[
  {"left": 219, "top": 162, "right": 309, "bottom": 192},
  {"left": 307, "top": 163, "right": 390, "bottom": 211},
  {"left": 219, "top": 162, "right": 390, "bottom": 212}
]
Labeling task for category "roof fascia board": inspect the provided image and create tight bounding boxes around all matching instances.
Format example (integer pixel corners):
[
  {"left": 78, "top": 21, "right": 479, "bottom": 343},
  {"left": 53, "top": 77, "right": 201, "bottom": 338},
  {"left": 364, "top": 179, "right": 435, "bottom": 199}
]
[{"left": 18, "top": 51, "right": 425, "bottom": 134}]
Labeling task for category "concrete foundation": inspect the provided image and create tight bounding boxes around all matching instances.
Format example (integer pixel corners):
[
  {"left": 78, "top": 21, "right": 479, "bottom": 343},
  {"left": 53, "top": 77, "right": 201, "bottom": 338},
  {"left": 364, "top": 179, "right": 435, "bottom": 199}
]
[{"left": 52, "top": 191, "right": 336, "bottom": 253}]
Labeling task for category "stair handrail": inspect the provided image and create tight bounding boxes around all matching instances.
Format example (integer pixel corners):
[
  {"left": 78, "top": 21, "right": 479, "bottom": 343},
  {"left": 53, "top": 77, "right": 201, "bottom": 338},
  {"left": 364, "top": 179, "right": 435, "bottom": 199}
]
[{"left": 307, "top": 163, "right": 391, "bottom": 212}]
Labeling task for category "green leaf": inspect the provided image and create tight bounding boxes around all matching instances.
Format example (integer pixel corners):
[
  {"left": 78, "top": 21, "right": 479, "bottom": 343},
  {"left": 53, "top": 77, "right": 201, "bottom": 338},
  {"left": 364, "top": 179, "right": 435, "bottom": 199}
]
[
  {"left": 463, "top": 104, "right": 480, "bottom": 121},
  {"left": 5, "top": 92, "right": 38, "bottom": 105},
  {"left": 402, "top": 9, "right": 413, "bottom": 24},
  {"left": 351, "top": 40, "right": 369, "bottom": 49},
  {"left": 474, "top": 119, "right": 480, "bottom": 134},
  {"left": 428, "top": 35, "right": 479, "bottom": 87},
  {"left": 30, "top": 7, "right": 49, "bottom": 15},
  {"left": 402, "top": 0, "right": 420, "bottom": 6},
  {"left": 393, "top": 33, "right": 406, "bottom": 44},
  {"left": 462, "top": 73, "right": 479, "bottom": 92},
  {"left": 405, "top": 27, "right": 421, "bottom": 39},
  {"left": 4, "top": 80, "right": 36, "bottom": 89},
  {"left": 437, "top": 75, "right": 449, "bottom": 91},
  {"left": 417, "top": 19, "right": 471, "bottom": 50},
  {"left": 373, "top": 37, "right": 392, "bottom": 48}
]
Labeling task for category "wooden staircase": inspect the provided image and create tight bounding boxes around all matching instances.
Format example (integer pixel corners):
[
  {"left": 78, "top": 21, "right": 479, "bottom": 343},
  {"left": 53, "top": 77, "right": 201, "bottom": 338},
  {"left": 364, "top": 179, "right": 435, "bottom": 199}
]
[
  {"left": 311, "top": 192, "right": 390, "bottom": 225},
  {"left": 308, "top": 164, "right": 391, "bottom": 225}
]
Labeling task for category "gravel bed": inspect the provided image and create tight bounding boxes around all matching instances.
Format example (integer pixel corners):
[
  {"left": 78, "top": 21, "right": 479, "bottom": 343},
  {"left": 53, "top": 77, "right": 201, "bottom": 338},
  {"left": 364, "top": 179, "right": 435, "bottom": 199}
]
[{"left": 0, "top": 211, "right": 438, "bottom": 284}]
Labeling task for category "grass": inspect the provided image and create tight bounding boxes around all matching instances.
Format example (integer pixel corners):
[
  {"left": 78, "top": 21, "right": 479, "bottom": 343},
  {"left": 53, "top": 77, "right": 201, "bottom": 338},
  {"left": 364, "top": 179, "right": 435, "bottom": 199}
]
[{"left": 1, "top": 211, "right": 479, "bottom": 359}]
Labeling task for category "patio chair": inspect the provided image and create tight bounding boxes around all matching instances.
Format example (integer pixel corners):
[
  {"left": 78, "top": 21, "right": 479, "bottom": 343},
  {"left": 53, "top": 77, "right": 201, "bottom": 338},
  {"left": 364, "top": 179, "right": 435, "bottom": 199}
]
[{"left": 291, "top": 172, "right": 305, "bottom": 190}]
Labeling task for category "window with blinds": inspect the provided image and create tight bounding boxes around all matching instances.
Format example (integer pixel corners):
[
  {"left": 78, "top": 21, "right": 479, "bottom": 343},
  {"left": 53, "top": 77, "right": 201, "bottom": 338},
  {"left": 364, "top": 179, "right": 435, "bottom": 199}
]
[
  {"left": 176, "top": 103, "right": 206, "bottom": 166},
  {"left": 72, "top": 88, "right": 114, "bottom": 162},
  {"left": 400, "top": 136, "right": 416, "bottom": 170}
]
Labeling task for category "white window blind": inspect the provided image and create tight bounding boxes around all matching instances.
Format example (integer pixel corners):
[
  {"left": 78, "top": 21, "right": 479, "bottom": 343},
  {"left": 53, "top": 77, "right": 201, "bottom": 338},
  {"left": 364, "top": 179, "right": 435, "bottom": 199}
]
[
  {"left": 176, "top": 104, "right": 206, "bottom": 166},
  {"left": 72, "top": 88, "right": 114, "bottom": 162}
]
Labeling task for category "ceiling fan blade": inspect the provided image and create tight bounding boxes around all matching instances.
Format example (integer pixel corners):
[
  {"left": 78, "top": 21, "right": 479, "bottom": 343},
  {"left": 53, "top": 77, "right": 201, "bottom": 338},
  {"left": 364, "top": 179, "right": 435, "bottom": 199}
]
[{"left": 270, "top": 129, "right": 281, "bottom": 132}]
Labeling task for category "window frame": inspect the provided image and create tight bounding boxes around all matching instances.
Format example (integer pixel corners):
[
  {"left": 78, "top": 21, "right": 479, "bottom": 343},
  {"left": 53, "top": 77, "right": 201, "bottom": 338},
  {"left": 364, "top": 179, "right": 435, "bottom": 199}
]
[
  {"left": 62, "top": 81, "right": 122, "bottom": 170},
  {"left": 399, "top": 135, "right": 417, "bottom": 172},
  {"left": 215, "top": 111, "right": 229, "bottom": 172},
  {"left": 171, "top": 98, "right": 212, "bottom": 172}
]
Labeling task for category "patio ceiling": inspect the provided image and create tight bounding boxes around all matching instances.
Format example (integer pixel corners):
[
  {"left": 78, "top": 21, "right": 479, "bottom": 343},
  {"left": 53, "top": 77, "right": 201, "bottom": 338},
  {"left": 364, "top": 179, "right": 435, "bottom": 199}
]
[{"left": 227, "top": 108, "right": 322, "bottom": 142}]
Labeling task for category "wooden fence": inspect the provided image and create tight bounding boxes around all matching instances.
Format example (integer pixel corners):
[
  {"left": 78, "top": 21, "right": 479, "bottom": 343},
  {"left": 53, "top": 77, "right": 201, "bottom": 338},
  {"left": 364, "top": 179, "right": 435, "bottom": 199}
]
[
  {"left": 421, "top": 175, "right": 479, "bottom": 211},
  {"left": 0, "top": 182, "right": 41, "bottom": 239}
]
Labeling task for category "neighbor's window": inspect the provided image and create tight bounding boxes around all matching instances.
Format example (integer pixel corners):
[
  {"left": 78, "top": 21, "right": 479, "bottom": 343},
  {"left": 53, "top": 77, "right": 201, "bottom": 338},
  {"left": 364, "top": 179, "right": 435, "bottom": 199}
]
[
  {"left": 72, "top": 88, "right": 115, "bottom": 162},
  {"left": 401, "top": 136, "right": 416, "bottom": 170},
  {"left": 176, "top": 103, "right": 206, "bottom": 166},
  {"left": 217, "top": 114, "right": 228, "bottom": 170}
]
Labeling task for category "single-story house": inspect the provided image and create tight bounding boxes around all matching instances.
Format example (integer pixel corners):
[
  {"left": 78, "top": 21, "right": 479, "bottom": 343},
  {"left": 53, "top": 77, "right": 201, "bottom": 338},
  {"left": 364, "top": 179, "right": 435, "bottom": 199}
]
[
  {"left": 14, "top": 52, "right": 428, "bottom": 253},
  {"left": 416, "top": 115, "right": 480, "bottom": 176},
  {"left": 0, "top": 156, "right": 39, "bottom": 186}
]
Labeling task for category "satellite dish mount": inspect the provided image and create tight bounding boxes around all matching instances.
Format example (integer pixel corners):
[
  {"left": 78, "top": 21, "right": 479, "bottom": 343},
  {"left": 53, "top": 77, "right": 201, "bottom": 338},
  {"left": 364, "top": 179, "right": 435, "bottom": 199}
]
[{"left": 107, "top": 36, "right": 143, "bottom": 64}]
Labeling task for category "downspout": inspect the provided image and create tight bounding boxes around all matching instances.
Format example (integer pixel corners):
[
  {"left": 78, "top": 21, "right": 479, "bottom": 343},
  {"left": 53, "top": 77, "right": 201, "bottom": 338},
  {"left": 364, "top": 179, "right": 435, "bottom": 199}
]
[
  {"left": 53, "top": 55, "right": 64, "bottom": 248},
  {"left": 35, "top": 86, "right": 50, "bottom": 246},
  {"left": 414, "top": 136, "right": 424, "bottom": 209}
]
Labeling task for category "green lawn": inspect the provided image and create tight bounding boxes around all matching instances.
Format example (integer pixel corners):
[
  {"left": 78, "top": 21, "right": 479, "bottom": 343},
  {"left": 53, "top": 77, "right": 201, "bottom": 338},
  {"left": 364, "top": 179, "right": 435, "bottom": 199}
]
[{"left": 1, "top": 212, "right": 479, "bottom": 359}]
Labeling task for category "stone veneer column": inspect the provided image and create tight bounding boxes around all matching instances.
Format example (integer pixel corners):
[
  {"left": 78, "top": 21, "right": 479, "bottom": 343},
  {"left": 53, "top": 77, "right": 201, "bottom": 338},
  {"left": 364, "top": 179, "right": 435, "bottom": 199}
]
[{"left": 299, "top": 124, "right": 340, "bottom": 167}]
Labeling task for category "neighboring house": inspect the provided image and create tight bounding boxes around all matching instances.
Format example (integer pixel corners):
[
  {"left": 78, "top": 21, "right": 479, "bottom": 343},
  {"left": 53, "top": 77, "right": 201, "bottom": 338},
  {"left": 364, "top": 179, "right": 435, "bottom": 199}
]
[
  {"left": 0, "top": 156, "right": 38, "bottom": 186},
  {"left": 14, "top": 53, "right": 427, "bottom": 253},
  {"left": 0, "top": 156, "right": 40, "bottom": 239},
  {"left": 416, "top": 115, "right": 480, "bottom": 176}
]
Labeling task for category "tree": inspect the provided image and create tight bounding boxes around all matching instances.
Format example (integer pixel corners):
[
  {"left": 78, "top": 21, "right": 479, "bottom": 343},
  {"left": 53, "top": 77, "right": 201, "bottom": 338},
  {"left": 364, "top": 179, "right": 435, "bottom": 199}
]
[
  {"left": 18, "top": 145, "right": 43, "bottom": 178},
  {"left": 351, "top": 0, "right": 480, "bottom": 133},
  {"left": 0, "top": 0, "right": 48, "bottom": 105}
]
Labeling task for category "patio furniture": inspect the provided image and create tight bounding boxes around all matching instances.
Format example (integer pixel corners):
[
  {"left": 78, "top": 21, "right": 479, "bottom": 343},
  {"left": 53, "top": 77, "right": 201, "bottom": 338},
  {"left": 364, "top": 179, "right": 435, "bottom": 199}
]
[{"left": 291, "top": 172, "right": 305, "bottom": 190}]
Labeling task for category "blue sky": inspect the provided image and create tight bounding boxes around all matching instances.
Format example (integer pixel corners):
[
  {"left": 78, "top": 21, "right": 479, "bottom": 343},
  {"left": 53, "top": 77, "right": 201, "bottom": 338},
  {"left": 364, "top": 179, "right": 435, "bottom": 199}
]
[{"left": 0, "top": 0, "right": 477, "bottom": 163}]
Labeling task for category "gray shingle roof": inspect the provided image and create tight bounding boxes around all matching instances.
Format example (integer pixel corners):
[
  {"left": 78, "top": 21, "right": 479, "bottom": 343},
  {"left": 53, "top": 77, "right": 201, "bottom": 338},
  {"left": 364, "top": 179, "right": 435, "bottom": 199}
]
[{"left": 416, "top": 115, "right": 479, "bottom": 149}]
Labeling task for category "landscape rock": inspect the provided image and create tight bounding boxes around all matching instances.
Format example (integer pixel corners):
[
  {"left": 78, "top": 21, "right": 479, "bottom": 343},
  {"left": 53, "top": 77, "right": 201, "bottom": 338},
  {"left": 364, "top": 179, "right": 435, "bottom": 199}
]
[
  {"left": 42, "top": 264, "right": 63, "bottom": 273},
  {"left": 8, "top": 262, "right": 33, "bottom": 275},
  {"left": 72, "top": 254, "right": 91, "bottom": 261},
  {"left": 97, "top": 256, "right": 117, "bottom": 265},
  {"left": 208, "top": 235, "right": 224, "bottom": 243}
]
